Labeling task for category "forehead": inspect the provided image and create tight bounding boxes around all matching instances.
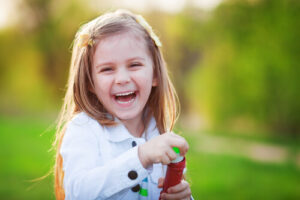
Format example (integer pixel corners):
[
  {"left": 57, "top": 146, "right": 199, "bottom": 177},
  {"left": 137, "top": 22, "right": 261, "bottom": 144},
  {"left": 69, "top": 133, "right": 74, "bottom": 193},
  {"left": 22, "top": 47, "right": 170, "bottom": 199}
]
[{"left": 93, "top": 31, "right": 151, "bottom": 64}]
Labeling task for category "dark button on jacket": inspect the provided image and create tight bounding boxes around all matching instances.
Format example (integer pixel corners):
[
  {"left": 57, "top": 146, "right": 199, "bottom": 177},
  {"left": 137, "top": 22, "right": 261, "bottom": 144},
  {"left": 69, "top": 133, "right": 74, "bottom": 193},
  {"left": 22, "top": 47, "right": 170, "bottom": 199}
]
[
  {"left": 132, "top": 141, "right": 137, "bottom": 147},
  {"left": 128, "top": 170, "right": 138, "bottom": 180},
  {"left": 131, "top": 184, "right": 141, "bottom": 192}
]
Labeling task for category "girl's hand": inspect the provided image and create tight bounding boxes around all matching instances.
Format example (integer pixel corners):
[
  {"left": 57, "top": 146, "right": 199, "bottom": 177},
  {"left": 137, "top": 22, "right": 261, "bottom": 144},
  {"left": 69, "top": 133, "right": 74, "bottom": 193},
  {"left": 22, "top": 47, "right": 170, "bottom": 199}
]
[
  {"left": 158, "top": 177, "right": 192, "bottom": 200},
  {"left": 138, "top": 132, "right": 189, "bottom": 168}
]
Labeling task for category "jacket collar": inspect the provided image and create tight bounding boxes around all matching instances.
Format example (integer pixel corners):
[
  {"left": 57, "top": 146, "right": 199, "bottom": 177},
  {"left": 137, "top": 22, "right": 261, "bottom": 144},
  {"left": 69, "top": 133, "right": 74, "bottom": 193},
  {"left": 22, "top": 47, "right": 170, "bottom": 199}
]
[{"left": 104, "top": 117, "right": 159, "bottom": 142}]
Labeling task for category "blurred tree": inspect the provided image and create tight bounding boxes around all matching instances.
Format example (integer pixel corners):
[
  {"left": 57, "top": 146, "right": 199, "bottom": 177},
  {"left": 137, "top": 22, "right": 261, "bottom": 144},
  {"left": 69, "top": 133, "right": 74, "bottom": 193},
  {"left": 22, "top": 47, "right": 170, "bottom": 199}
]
[
  {"left": 184, "top": 0, "right": 300, "bottom": 135},
  {"left": 0, "top": 0, "right": 99, "bottom": 112},
  {"left": 0, "top": 0, "right": 298, "bottom": 136}
]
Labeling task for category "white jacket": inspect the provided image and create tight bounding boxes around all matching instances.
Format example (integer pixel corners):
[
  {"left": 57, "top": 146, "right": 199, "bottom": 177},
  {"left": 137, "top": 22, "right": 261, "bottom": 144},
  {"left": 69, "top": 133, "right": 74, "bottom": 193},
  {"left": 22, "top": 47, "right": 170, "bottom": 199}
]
[{"left": 60, "top": 112, "right": 165, "bottom": 200}]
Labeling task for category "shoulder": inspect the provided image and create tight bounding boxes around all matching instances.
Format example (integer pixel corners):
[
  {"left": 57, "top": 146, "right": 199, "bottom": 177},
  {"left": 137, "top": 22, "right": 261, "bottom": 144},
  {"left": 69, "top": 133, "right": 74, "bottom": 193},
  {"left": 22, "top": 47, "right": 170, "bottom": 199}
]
[
  {"left": 69, "top": 112, "right": 96, "bottom": 127},
  {"left": 67, "top": 112, "right": 103, "bottom": 131},
  {"left": 60, "top": 113, "right": 105, "bottom": 170},
  {"left": 63, "top": 112, "right": 103, "bottom": 143}
]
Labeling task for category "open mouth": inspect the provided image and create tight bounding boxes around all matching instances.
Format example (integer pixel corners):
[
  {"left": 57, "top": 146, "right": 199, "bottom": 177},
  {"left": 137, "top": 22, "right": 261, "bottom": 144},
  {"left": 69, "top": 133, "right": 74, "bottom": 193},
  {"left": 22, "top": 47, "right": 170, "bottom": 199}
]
[{"left": 114, "top": 91, "right": 137, "bottom": 104}]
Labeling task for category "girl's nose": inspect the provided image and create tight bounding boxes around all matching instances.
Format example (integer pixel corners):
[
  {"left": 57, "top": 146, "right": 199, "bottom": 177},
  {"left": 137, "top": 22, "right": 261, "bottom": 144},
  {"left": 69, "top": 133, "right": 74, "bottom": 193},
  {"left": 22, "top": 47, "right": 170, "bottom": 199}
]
[{"left": 115, "top": 68, "right": 130, "bottom": 85}]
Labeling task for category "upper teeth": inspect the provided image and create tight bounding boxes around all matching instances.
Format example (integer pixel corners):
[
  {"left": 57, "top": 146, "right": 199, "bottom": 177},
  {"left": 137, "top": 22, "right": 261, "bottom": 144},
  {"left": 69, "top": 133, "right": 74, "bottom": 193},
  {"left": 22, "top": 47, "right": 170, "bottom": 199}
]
[{"left": 115, "top": 91, "right": 134, "bottom": 97}]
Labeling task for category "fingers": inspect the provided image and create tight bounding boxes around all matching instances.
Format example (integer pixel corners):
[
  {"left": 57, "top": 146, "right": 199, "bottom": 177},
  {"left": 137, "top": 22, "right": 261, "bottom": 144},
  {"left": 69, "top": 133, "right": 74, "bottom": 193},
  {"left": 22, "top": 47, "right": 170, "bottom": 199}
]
[
  {"left": 161, "top": 154, "right": 172, "bottom": 165},
  {"left": 160, "top": 143, "right": 182, "bottom": 164},
  {"left": 161, "top": 189, "right": 191, "bottom": 200},
  {"left": 165, "top": 132, "right": 189, "bottom": 156},
  {"left": 166, "top": 148, "right": 178, "bottom": 161},
  {"left": 157, "top": 177, "right": 164, "bottom": 188},
  {"left": 160, "top": 180, "right": 191, "bottom": 200},
  {"left": 167, "top": 180, "right": 189, "bottom": 193},
  {"left": 139, "top": 131, "right": 189, "bottom": 167}
]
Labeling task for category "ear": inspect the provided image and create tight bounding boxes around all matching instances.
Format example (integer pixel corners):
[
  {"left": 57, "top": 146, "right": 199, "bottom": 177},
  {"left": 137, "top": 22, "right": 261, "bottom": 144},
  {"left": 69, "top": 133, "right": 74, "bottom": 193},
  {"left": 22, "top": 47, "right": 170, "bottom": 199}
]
[{"left": 152, "top": 76, "right": 158, "bottom": 87}]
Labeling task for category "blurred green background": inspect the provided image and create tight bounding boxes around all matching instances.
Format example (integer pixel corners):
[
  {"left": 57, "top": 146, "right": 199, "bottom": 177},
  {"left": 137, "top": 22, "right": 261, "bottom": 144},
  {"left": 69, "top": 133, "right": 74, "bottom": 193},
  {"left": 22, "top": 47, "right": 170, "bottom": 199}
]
[{"left": 0, "top": 0, "right": 299, "bottom": 199}]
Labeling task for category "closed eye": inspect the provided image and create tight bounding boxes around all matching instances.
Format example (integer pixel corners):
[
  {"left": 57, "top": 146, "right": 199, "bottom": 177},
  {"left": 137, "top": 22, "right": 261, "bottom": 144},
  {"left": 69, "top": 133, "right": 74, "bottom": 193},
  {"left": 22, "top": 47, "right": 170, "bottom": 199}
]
[
  {"left": 130, "top": 62, "right": 143, "bottom": 68},
  {"left": 100, "top": 67, "right": 113, "bottom": 73}
]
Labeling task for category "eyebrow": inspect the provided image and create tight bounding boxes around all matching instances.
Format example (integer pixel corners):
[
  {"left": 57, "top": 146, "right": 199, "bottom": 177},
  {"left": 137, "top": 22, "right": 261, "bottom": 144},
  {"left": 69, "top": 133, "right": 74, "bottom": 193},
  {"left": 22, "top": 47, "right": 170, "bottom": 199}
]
[{"left": 95, "top": 57, "right": 146, "bottom": 68}]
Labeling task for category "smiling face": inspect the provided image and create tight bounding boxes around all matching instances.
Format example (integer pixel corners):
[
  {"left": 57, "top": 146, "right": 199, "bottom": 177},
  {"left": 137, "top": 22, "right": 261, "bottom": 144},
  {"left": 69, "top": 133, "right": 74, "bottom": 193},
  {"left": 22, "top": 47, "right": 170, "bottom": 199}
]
[{"left": 91, "top": 31, "right": 157, "bottom": 129}]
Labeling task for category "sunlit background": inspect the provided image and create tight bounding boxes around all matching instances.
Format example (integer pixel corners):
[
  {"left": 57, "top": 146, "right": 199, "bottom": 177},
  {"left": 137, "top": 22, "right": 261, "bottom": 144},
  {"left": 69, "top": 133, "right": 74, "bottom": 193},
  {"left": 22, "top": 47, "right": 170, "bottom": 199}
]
[{"left": 0, "top": 0, "right": 299, "bottom": 199}]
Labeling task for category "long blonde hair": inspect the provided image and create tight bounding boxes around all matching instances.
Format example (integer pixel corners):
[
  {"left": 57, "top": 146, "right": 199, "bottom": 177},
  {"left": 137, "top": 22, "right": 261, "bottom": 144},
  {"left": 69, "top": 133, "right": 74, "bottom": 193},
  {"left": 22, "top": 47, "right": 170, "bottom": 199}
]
[{"left": 54, "top": 9, "right": 179, "bottom": 199}]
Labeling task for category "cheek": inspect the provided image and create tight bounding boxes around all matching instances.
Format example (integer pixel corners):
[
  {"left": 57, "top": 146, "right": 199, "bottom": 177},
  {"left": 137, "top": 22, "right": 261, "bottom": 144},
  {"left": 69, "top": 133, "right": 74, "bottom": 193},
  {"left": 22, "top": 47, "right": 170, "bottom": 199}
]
[
  {"left": 93, "top": 76, "right": 111, "bottom": 99},
  {"left": 136, "top": 75, "right": 153, "bottom": 89},
  {"left": 137, "top": 77, "right": 155, "bottom": 97},
  {"left": 136, "top": 68, "right": 155, "bottom": 85}
]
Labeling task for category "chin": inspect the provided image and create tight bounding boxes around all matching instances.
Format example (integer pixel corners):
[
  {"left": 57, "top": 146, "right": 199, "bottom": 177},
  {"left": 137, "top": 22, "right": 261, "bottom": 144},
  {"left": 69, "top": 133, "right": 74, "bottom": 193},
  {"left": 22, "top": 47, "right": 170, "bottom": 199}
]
[{"left": 115, "top": 112, "right": 139, "bottom": 121}]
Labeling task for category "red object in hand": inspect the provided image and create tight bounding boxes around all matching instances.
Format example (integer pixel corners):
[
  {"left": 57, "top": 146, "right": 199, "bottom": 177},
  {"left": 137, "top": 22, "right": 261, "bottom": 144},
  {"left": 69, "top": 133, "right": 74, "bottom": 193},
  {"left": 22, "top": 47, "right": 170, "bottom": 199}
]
[{"left": 161, "top": 157, "right": 186, "bottom": 194}]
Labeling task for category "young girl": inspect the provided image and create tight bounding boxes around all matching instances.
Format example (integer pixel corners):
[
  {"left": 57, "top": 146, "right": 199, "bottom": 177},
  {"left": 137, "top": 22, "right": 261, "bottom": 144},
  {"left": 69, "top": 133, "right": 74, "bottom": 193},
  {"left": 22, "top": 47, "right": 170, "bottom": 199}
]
[{"left": 54, "top": 9, "right": 192, "bottom": 200}]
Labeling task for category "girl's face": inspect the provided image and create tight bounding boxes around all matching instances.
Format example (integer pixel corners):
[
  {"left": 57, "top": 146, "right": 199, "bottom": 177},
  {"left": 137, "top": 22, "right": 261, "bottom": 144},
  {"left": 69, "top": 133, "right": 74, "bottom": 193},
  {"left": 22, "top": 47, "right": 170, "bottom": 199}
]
[{"left": 91, "top": 31, "right": 157, "bottom": 126}]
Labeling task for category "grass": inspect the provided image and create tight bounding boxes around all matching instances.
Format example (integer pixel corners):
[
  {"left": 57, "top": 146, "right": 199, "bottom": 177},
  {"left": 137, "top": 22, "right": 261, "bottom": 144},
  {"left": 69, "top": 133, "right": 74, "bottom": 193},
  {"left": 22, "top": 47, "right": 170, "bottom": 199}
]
[
  {"left": 187, "top": 152, "right": 300, "bottom": 200},
  {"left": 0, "top": 115, "right": 55, "bottom": 200},
  {"left": 0, "top": 115, "right": 299, "bottom": 199}
]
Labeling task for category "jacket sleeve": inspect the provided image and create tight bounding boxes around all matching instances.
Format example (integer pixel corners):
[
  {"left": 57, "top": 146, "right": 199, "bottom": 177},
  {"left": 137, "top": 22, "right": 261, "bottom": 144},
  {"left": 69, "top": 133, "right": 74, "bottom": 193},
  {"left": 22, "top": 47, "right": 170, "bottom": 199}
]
[{"left": 60, "top": 120, "right": 148, "bottom": 200}]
